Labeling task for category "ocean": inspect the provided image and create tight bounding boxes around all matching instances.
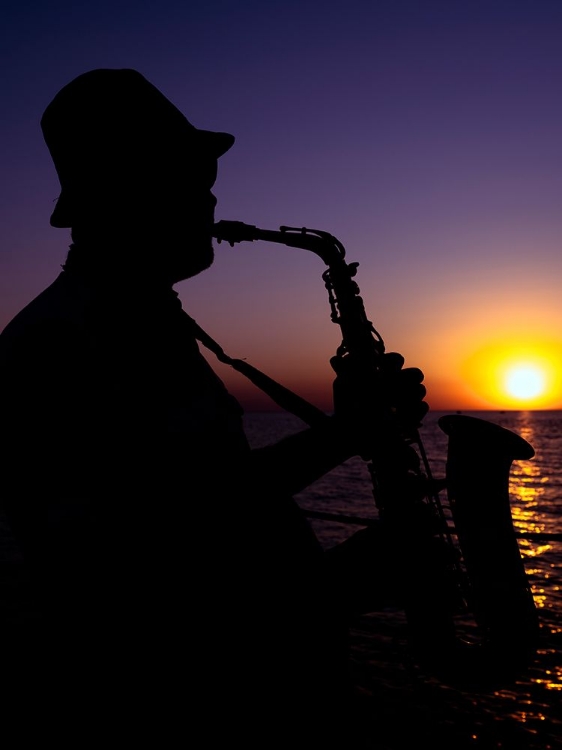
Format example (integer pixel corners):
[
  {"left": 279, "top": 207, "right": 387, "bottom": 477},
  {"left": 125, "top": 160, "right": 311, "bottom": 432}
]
[{"left": 244, "top": 409, "right": 562, "bottom": 750}]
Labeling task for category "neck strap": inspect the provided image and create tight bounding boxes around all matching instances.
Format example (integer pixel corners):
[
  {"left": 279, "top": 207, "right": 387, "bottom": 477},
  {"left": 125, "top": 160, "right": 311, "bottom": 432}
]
[{"left": 186, "top": 315, "right": 328, "bottom": 428}]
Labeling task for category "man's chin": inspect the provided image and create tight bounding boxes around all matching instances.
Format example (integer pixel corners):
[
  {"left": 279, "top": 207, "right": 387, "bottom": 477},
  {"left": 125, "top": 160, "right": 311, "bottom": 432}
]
[{"left": 171, "top": 246, "right": 214, "bottom": 283}]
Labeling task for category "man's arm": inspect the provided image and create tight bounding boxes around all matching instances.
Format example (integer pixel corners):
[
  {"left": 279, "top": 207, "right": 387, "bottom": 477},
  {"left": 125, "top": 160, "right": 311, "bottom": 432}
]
[
  {"left": 249, "top": 418, "right": 355, "bottom": 497},
  {"left": 248, "top": 355, "right": 428, "bottom": 497}
]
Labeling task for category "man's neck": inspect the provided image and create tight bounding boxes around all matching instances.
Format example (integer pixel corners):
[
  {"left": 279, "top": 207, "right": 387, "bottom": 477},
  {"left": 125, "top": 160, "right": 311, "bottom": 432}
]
[{"left": 63, "top": 240, "right": 174, "bottom": 288}]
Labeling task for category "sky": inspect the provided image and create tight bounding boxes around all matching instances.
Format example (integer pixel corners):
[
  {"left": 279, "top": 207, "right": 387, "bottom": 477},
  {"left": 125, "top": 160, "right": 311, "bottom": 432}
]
[{"left": 1, "top": 0, "right": 562, "bottom": 413}]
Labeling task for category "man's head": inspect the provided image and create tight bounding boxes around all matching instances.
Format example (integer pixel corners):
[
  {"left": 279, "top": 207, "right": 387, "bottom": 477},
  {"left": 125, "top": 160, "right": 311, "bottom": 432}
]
[{"left": 41, "top": 69, "right": 235, "bottom": 281}]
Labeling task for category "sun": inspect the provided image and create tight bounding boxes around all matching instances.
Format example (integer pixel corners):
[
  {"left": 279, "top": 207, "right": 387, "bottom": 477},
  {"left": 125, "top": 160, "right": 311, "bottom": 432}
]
[
  {"left": 462, "top": 340, "right": 562, "bottom": 409},
  {"left": 504, "top": 365, "right": 546, "bottom": 402}
]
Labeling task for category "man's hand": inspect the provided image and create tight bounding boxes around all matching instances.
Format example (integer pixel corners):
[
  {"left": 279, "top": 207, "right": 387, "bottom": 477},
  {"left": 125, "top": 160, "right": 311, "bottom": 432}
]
[
  {"left": 331, "top": 351, "right": 429, "bottom": 457},
  {"left": 378, "top": 351, "right": 429, "bottom": 429}
]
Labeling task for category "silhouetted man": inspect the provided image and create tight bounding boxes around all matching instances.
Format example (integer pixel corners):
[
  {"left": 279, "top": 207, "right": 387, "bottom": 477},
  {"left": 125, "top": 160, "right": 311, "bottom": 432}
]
[{"left": 0, "top": 69, "right": 427, "bottom": 741}]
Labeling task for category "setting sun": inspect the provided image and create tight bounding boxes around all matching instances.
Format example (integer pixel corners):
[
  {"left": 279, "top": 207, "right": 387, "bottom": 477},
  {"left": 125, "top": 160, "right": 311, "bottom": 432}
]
[
  {"left": 505, "top": 365, "right": 546, "bottom": 401},
  {"left": 461, "top": 339, "right": 562, "bottom": 409}
]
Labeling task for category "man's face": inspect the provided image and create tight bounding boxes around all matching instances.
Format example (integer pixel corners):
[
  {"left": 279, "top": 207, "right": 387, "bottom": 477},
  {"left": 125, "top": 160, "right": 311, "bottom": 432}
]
[{"left": 137, "top": 156, "right": 220, "bottom": 283}]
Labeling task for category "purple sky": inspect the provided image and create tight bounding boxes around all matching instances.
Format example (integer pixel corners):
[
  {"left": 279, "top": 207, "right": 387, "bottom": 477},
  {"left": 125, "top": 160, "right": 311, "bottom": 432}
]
[{"left": 2, "top": 1, "right": 562, "bottom": 411}]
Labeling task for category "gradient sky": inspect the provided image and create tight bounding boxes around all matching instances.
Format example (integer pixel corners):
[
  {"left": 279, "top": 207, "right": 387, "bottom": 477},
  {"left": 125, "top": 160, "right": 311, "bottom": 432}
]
[{"left": 2, "top": 1, "right": 562, "bottom": 412}]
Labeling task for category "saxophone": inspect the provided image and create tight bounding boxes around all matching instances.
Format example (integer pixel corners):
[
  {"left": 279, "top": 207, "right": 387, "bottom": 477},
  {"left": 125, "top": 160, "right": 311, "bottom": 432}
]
[{"left": 212, "top": 219, "right": 540, "bottom": 688}]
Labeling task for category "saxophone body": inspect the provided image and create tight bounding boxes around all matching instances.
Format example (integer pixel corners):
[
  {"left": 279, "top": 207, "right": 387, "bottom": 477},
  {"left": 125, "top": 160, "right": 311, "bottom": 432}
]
[{"left": 212, "top": 220, "right": 540, "bottom": 687}]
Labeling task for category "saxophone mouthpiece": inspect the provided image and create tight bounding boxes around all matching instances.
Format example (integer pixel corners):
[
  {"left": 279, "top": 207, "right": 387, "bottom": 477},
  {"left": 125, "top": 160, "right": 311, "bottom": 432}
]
[{"left": 213, "top": 220, "right": 258, "bottom": 246}]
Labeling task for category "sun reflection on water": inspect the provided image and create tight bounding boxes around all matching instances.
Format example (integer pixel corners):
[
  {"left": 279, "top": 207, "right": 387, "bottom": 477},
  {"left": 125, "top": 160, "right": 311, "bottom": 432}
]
[
  {"left": 510, "top": 464, "right": 546, "bottom": 538},
  {"left": 507, "top": 414, "right": 548, "bottom": 544},
  {"left": 533, "top": 657, "right": 562, "bottom": 691}
]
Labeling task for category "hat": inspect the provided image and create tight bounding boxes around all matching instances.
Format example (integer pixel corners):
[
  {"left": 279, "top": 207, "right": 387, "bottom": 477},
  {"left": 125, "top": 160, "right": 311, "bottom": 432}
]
[{"left": 41, "top": 68, "right": 235, "bottom": 228}]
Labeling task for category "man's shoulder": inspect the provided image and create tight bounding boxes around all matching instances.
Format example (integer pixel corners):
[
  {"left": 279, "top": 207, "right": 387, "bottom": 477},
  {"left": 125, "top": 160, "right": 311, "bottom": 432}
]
[{"left": 0, "top": 272, "right": 88, "bottom": 353}]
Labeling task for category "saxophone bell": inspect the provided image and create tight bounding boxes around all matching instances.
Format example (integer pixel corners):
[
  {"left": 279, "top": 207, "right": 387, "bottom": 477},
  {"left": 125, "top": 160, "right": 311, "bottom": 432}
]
[{"left": 435, "top": 414, "right": 539, "bottom": 683}]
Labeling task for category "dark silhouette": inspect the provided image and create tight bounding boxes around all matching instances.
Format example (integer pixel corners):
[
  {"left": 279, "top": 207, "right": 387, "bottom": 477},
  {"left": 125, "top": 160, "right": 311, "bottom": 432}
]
[{"left": 0, "top": 69, "right": 428, "bottom": 742}]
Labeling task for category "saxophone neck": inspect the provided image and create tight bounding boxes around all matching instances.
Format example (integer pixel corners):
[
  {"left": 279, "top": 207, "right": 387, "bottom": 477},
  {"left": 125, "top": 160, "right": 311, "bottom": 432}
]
[
  {"left": 213, "top": 220, "right": 345, "bottom": 265},
  {"left": 213, "top": 220, "right": 386, "bottom": 366}
]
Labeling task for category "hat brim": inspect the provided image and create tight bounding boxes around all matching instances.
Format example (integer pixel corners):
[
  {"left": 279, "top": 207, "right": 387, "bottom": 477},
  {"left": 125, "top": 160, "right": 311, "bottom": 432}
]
[{"left": 199, "top": 130, "right": 235, "bottom": 158}]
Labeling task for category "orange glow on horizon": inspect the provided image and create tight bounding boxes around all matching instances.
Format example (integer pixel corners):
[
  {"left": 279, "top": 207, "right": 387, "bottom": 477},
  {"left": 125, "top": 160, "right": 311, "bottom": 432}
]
[
  {"left": 201, "top": 332, "right": 562, "bottom": 413},
  {"left": 461, "top": 339, "right": 562, "bottom": 410}
]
